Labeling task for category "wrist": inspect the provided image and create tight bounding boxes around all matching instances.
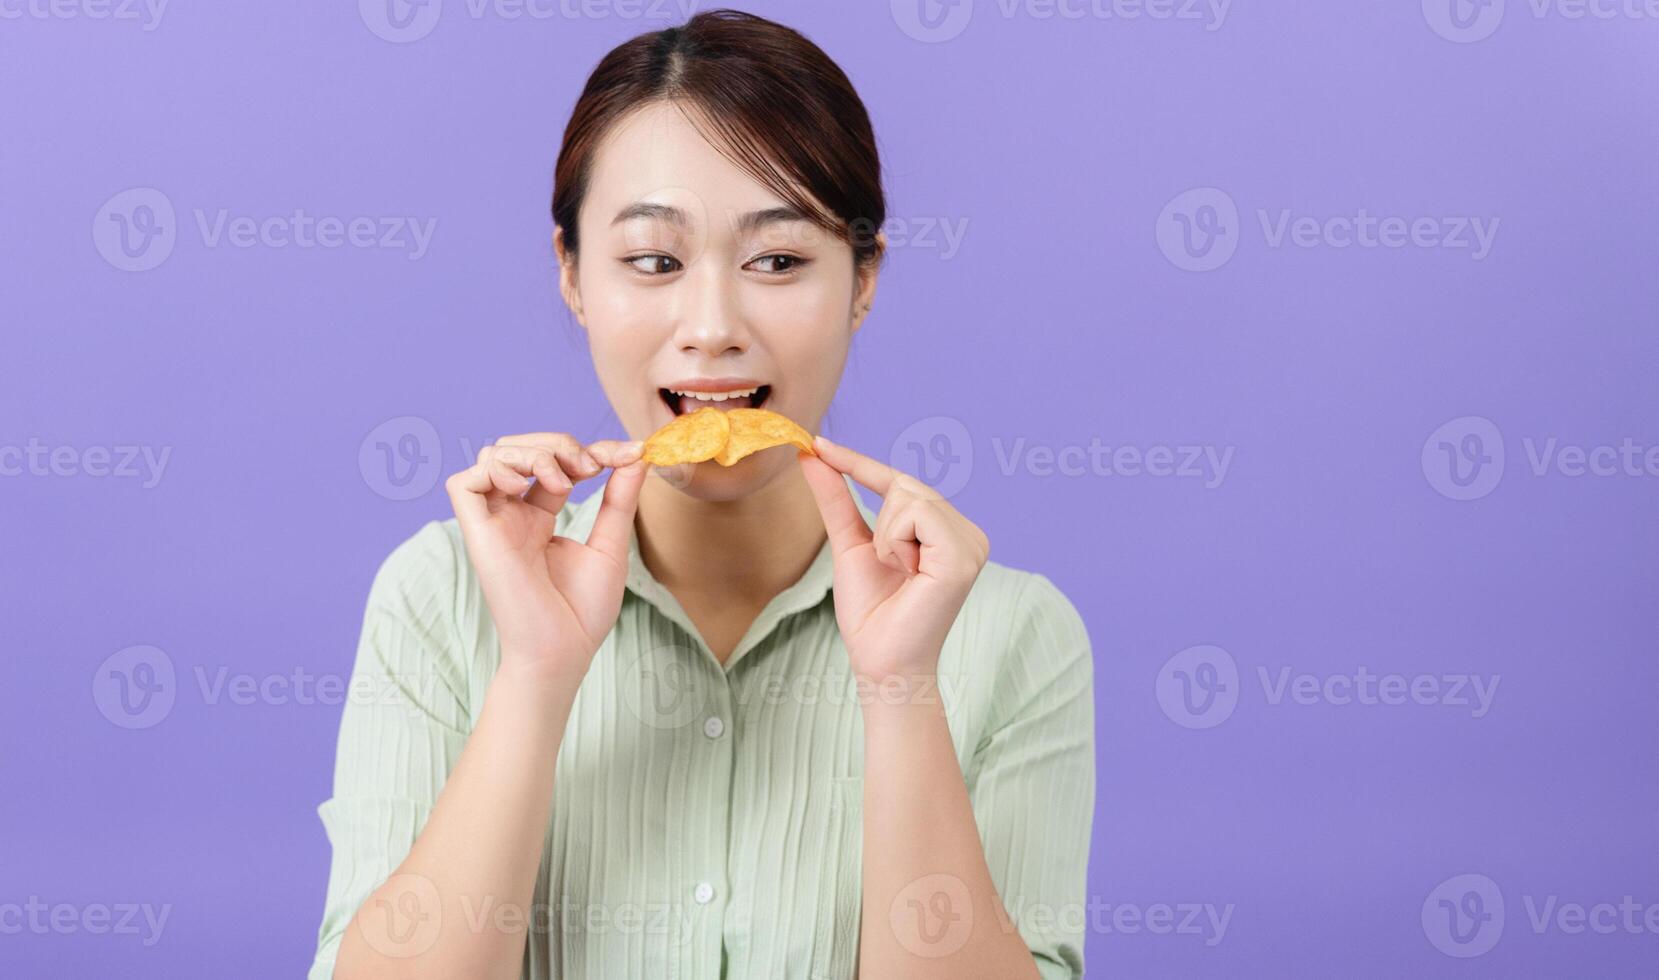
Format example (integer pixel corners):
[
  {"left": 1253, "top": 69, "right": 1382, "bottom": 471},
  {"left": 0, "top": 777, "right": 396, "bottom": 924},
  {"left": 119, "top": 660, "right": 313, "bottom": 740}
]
[
  {"left": 490, "top": 655, "right": 588, "bottom": 708},
  {"left": 856, "top": 670, "right": 947, "bottom": 726}
]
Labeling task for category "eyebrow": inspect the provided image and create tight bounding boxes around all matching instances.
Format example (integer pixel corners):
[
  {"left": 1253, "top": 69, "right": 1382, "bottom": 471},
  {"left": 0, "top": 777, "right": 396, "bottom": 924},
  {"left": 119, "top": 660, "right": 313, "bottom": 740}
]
[{"left": 610, "top": 202, "right": 815, "bottom": 235}]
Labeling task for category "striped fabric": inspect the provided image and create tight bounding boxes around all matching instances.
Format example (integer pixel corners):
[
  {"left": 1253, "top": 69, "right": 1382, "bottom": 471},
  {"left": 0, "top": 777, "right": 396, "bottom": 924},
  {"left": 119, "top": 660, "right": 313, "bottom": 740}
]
[{"left": 309, "top": 474, "right": 1094, "bottom": 980}]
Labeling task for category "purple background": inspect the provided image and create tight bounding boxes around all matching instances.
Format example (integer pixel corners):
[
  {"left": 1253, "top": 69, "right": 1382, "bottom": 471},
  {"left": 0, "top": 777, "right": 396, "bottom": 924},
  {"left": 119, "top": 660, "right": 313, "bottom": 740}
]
[{"left": 3, "top": 0, "right": 1656, "bottom": 976}]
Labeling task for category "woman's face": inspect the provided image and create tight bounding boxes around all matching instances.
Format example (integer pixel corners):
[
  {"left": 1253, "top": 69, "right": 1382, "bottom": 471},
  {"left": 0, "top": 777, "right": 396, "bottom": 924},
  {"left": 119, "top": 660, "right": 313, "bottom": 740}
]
[{"left": 557, "top": 100, "right": 878, "bottom": 500}]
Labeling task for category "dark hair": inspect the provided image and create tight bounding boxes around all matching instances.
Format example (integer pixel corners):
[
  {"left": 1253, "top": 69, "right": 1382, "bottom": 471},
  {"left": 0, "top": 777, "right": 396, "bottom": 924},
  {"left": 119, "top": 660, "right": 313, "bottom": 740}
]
[{"left": 551, "top": 9, "right": 885, "bottom": 269}]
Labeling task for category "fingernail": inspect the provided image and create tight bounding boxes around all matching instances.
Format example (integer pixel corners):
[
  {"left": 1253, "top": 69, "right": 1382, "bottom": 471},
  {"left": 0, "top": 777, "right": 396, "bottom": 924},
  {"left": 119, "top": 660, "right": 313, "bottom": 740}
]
[{"left": 814, "top": 434, "right": 834, "bottom": 450}]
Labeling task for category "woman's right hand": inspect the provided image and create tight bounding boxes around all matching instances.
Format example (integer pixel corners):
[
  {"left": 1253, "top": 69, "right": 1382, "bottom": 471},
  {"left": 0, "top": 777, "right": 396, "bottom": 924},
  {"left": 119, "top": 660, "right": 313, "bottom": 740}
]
[{"left": 445, "top": 432, "right": 648, "bottom": 682}]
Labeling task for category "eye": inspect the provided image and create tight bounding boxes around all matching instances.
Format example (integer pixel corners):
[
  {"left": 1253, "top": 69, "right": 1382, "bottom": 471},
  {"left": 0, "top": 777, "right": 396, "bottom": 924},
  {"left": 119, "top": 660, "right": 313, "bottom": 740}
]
[
  {"left": 625, "top": 254, "right": 681, "bottom": 275},
  {"left": 747, "top": 253, "right": 809, "bottom": 275}
]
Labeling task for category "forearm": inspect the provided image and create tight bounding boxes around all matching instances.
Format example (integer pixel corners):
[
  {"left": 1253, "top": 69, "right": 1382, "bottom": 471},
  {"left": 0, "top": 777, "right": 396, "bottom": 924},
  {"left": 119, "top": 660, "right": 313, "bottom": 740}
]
[
  {"left": 857, "top": 679, "right": 1041, "bottom": 980},
  {"left": 335, "top": 658, "right": 580, "bottom": 980}
]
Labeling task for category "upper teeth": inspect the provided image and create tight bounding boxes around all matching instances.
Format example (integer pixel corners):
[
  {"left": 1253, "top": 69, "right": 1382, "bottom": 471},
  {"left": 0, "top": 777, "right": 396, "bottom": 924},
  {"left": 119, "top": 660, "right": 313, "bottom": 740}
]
[{"left": 671, "top": 387, "right": 758, "bottom": 402}]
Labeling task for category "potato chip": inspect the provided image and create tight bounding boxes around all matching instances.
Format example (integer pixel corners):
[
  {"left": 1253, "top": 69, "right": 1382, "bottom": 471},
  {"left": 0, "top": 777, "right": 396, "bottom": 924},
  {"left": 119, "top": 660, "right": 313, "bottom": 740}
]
[
  {"left": 640, "top": 406, "right": 816, "bottom": 468},
  {"left": 715, "top": 408, "right": 816, "bottom": 466},
  {"left": 641, "top": 406, "right": 730, "bottom": 465}
]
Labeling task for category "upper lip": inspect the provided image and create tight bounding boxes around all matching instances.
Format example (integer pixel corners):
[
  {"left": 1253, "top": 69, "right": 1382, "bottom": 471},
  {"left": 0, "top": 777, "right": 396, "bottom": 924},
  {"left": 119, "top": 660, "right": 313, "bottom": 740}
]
[{"left": 661, "top": 377, "right": 767, "bottom": 393}]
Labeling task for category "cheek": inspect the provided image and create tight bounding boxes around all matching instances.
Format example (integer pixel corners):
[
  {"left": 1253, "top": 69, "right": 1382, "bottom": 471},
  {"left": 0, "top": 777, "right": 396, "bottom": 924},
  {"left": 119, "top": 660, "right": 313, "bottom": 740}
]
[
  {"left": 578, "top": 267, "right": 663, "bottom": 366},
  {"left": 760, "top": 303, "right": 851, "bottom": 403}
]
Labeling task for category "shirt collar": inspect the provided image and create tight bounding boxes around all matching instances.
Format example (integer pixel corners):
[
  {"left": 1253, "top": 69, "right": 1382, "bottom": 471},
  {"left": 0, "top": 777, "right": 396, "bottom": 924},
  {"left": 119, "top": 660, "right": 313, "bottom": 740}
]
[{"left": 560, "top": 472, "right": 878, "bottom": 670}]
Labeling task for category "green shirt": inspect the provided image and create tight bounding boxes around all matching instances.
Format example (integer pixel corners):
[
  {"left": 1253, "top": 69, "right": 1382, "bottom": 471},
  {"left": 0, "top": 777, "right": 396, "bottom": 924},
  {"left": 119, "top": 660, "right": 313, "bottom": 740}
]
[{"left": 309, "top": 475, "right": 1095, "bottom": 980}]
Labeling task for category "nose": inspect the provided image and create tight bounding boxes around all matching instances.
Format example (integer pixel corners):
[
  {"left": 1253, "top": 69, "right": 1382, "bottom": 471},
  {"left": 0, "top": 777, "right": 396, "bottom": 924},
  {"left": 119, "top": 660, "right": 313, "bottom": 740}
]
[{"left": 669, "top": 263, "right": 750, "bottom": 357}]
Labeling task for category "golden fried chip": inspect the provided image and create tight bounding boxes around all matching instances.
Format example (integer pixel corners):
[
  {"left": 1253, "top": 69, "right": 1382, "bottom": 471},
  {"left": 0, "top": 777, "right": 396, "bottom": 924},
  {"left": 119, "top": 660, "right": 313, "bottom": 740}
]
[
  {"left": 641, "top": 406, "right": 816, "bottom": 468},
  {"left": 641, "top": 406, "right": 730, "bottom": 465},
  {"left": 715, "top": 408, "right": 816, "bottom": 466}
]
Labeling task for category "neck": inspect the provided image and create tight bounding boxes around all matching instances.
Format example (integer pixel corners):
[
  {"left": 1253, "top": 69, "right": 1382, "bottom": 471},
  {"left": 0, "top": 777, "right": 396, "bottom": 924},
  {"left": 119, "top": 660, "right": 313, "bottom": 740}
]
[{"left": 633, "top": 463, "right": 830, "bottom": 602}]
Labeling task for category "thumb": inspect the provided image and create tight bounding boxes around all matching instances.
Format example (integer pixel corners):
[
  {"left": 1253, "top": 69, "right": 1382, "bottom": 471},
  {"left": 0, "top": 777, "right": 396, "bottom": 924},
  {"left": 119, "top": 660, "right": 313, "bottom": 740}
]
[
  {"left": 586, "top": 461, "right": 648, "bottom": 565},
  {"left": 800, "top": 452, "right": 872, "bottom": 557}
]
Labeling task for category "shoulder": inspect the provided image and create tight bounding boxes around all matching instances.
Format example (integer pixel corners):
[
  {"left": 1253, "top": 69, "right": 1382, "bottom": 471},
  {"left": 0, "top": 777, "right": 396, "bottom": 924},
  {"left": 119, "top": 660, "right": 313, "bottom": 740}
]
[
  {"left": 355, "top": 518, "right": 515, "bottom": 720},
  {"left": 365, "top": 518, "right": 466, "bottom": 621},
  {"left": 940, "top": 559, "right": 1094, "bottom": 733},
  {"left": 957, "top": 559, "right": 1092, "bottom": 663}
]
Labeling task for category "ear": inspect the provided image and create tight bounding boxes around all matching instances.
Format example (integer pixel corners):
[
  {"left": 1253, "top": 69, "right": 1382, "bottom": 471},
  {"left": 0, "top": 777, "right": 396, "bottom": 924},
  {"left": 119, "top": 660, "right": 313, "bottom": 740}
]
[
  {"left": 851, "top": 230, "right": 885, "bottom": 334},
  {"left": 553, "top": 225, "right": 587, "bottom": 329}
]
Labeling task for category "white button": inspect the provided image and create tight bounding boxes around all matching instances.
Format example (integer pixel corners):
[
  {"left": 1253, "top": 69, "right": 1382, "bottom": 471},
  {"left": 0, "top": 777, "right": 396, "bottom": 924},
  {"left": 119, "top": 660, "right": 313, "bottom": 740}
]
[
  {"left": 694, "top": 882, "right": 716, "bottom": 905},
  {"left": 702, "top": 716, "right": 725, "bottom": 739}
]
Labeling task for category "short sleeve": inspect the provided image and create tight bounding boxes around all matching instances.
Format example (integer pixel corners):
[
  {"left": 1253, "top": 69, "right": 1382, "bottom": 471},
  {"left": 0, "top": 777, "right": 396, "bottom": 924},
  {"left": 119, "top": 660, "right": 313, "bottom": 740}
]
[
  {"left": 307, "top": 521, "right": 475, "bottom": 980},
  {"left": 966, "top": 573, "right": 1096, "bottom": 980}
]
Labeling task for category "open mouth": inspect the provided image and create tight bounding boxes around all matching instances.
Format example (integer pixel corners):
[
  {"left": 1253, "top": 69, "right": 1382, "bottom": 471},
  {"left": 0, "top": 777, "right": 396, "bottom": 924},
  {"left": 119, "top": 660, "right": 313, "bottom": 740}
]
[{"left": 659, "top": 384, "right": 772, "bottom": 416}]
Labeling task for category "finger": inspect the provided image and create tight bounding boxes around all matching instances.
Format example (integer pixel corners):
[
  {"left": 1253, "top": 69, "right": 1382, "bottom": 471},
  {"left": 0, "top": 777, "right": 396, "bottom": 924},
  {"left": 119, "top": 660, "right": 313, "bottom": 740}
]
[
  {"left": 488, "top": 457, "right": 531, "bottom": 496},
  {"left": 586, "top": 460, "right": 648, "bottom": 565},
  {"left": 879, "top": 506, "right": 925, "bottom": 576},
  {"left": 586, "top": 439, "right": 644, "bottom": 470},
  {"left": 445, "top": 463, "right": 493, "bottom": 524},
  {"left": 494, "top": 433, "right": 600, "bottom": 483},
  {"left": 522, "top": 450, "right": 575, "bottom": 515},
  {"left": 526, "top": 440, "right": 641, "bottom": 514},
  {"left": 871, "top": 495, "right": 922, "bottom": 575},
  {"left": 812, "top": 434, "right": 901, "bottom": 497},
  {"left": 889, "top": 503, "right": 979, "bottom": 583},
  {"left": 800, "top": 452, "right": 873, "bottom": 557}
]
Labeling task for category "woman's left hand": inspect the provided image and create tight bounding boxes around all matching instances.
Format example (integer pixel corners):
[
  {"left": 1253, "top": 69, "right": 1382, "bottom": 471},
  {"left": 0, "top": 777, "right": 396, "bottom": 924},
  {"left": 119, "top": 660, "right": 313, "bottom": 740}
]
[{"left": 799, "top": 435, "right": 990, "bottom": 686}]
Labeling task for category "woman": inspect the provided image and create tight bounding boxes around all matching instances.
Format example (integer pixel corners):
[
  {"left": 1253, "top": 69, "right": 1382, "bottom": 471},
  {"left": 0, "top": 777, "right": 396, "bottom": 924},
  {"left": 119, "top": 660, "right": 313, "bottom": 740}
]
[{"left": 310, "top": 10, "right": 1094, "bottom": 980}]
